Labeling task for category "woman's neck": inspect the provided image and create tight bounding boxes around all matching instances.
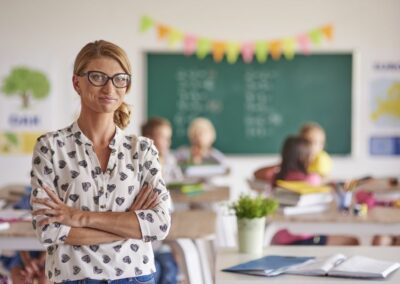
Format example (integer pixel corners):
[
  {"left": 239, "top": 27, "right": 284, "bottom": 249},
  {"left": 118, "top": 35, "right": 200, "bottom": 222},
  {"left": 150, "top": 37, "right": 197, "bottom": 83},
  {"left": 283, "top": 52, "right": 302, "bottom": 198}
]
[{"left": 77, "top": 112, "right": 116, "bottom": 146}]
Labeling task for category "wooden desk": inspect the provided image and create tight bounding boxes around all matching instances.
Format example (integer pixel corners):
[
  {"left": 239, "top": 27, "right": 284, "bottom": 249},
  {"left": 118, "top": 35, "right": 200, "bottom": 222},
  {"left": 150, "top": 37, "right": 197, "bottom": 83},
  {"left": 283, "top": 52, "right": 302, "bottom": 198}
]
[
  {"left": 216, "top": 246, "right": 400, "bottom": 284},
  {"left": 266, "top": 206, "right": 400, "bottom": 245},
  {"left": 167, "top": 210, "right": 216, "bottom": 240},
  {"left": 0, "top": 210, "right": 216, "bottom": 250},
  {"left": 170, "top": 185, "right": 230, "bottom": 204},
  {"left": 264, "top": 178, "right": 400, "bottom": 245}
]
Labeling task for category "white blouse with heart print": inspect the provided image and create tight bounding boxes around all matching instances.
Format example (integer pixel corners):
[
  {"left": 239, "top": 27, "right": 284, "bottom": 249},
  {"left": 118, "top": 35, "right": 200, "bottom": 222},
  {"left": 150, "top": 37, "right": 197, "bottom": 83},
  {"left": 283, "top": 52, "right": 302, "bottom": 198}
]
[{"left": 30, "top": 121, "right": 171, "bottom": 282}]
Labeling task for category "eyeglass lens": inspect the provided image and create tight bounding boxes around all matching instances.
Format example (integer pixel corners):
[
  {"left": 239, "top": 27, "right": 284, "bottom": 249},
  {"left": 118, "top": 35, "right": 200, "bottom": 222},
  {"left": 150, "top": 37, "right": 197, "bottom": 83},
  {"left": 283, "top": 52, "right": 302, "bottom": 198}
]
[{"left": 86, "top": 71, "right": 130, "bottom": 88}]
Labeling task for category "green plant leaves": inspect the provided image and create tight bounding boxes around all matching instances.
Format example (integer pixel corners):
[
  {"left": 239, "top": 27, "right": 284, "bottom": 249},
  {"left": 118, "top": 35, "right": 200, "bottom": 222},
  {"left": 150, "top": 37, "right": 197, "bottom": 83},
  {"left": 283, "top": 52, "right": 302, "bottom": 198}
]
[{"left": 231, "top": 195, "right": 278, "bottom": 219}]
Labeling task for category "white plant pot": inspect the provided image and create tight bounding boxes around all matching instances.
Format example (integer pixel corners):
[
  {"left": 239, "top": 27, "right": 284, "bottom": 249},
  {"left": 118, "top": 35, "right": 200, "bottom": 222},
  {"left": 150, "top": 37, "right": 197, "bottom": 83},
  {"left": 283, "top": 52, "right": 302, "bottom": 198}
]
[{"left": 237, "top": 217, "right": 266, "bottom": 254}]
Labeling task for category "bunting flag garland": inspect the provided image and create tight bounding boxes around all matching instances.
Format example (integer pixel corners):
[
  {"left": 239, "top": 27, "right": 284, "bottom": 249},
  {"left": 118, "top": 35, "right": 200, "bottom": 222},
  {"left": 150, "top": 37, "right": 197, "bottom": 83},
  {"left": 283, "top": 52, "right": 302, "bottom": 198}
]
[{"left": 140, "top": 15, "right": 334, "bottom": 64}]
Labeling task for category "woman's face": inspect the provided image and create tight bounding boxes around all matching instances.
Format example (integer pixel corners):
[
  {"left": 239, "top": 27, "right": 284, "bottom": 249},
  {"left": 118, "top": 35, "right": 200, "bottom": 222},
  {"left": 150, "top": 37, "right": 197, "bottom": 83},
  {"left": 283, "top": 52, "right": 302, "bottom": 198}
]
[{"left": 73, "top": 57, "right": 127, "bottom": 115}]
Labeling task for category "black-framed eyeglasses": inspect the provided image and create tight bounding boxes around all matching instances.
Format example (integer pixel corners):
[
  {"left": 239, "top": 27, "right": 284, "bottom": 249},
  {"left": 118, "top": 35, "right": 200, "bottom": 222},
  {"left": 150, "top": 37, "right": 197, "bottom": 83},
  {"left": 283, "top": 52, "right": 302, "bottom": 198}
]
[{"left": 79, "top": 70, "right": 131, "bottom": 88}]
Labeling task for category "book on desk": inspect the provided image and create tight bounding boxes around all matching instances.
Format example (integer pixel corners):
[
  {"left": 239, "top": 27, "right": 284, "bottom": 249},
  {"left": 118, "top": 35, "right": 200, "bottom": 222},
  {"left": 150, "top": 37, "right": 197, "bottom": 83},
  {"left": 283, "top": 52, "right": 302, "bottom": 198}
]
[
  {"left": 180, "top": 162, "right": 228, "bottom": 178},
  {"left": 167, "top": 180, "right": 204, "bottom": 195},
  {"left": 274, "top": 180, "right": 333, "bottom": 215},
  {"left": 0, "top": 209, "right": 32, "bottom": 231},
  {"left": 286, "top": 253, "right": 400, "bottom": 279},
  {"left": 223, "top": 253, "right": 400, "bottom": 279}
]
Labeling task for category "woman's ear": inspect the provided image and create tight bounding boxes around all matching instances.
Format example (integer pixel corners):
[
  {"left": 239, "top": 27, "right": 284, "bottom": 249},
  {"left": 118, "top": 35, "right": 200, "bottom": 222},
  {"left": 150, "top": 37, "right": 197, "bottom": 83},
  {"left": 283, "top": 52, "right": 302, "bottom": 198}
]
[{"left": 72, "top": 75, "right": 81, "bottom": 95}]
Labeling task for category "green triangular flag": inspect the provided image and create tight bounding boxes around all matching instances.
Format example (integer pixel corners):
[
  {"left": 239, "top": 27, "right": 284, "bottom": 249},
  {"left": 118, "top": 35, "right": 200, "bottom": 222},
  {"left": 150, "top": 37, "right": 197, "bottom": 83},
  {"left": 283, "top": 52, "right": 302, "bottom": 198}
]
[
  {"left": 255, "top": 41, "right": 268, "bottom": 63},
  {"left": 309, "top": 29, "right": 322, "bottom": 45},
  {"left": 196, "top": 38, "right": 211, "bottom": 59},
  {"left": 140, "top": 16, "right": 154, "bottom": 33}
]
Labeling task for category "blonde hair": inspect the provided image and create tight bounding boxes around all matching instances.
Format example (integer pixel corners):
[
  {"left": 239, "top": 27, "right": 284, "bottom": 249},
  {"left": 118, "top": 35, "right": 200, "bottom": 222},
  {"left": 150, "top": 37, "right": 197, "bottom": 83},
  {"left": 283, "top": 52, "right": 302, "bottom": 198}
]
[
  {"left": 141, "top": 117, "right": 171, "bottom": 137},
  {"left": 188, "top": 117, "right": 216, "bottom": 142},
  {"left": 299, "top": 122, "right": 325, "bottom": 137},
  {"left": 73, "top": 40, "right": 132, "bottom": 129}
]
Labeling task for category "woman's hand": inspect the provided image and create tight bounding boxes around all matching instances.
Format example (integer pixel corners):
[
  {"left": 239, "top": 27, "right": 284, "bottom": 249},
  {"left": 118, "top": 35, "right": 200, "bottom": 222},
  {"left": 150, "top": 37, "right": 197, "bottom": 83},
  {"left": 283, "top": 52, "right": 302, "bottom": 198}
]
[
  {"left": 18, "top": 252, "right": 45, "bottom": 284},
  {"left": 32, "top": 184, "right": 84, "bottom": 227},
  {"left": 19, "top": 258, "right": 45, "bottom": 284},
  {"left": 129, "top": 183, "right": 159, "bottom": 211}
]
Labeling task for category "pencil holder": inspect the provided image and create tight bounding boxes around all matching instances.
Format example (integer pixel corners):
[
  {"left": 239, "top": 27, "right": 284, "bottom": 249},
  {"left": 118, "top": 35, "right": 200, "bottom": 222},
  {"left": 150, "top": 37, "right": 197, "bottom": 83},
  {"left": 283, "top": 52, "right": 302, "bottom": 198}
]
[{"left": 334, "top": 183, "right": 353, "bottom": 211}]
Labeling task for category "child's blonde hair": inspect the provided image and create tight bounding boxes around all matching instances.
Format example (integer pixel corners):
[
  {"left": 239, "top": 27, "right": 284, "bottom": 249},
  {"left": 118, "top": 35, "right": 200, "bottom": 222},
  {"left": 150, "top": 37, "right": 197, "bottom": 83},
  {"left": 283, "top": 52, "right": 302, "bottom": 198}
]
[
  {"left": 188, "top": 117, "right": 216, "bottom": 143},
  {"left": 299, "top": 122, "right": 325, "bottom": 137}
]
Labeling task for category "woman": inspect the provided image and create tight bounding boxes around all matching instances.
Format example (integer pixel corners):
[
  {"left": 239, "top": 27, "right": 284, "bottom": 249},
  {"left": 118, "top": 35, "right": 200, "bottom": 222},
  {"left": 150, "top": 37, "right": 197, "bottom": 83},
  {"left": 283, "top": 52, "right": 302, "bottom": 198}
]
[{"left": 30, "top": 40, "right": 171, "bottom": 283}]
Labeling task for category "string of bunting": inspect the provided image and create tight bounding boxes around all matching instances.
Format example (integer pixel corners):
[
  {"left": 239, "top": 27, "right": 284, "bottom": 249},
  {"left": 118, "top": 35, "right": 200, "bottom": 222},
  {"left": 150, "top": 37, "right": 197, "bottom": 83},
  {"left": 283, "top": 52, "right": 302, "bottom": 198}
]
[{"left": 140, "top": 15, "right": 334, "bottom": 64}]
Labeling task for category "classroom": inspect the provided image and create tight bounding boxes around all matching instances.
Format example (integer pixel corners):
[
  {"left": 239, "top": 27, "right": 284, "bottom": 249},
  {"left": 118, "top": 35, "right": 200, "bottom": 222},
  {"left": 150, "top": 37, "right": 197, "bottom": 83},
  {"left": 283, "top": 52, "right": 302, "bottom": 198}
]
[{"left": 0, "top": 0, "right": 399, "bottom": 283}]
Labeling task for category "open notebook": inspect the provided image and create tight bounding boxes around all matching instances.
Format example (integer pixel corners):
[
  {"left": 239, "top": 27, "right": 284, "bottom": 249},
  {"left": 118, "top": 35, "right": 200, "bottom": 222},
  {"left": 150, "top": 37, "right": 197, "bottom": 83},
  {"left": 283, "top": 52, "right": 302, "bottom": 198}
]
[
  {"left": 286, "top": 253, "right": 400, "bottom": 279},
  {"left": 222, "top": 255, "right": 314, "bottom": 277}
]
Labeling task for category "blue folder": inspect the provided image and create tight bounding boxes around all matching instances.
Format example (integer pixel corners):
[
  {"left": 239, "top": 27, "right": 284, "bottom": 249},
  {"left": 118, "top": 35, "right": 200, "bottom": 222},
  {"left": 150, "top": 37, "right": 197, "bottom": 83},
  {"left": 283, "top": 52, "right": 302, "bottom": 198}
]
[{"left": 222, "top": 255, "right": 314, "bottom": 277}]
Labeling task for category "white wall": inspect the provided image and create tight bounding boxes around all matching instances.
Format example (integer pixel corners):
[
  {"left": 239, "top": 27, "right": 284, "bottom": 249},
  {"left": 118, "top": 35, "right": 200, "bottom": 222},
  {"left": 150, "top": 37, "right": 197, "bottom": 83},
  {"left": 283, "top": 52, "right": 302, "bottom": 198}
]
[{"left": 1, "top": 0, "right": 399, "bottom": 197}]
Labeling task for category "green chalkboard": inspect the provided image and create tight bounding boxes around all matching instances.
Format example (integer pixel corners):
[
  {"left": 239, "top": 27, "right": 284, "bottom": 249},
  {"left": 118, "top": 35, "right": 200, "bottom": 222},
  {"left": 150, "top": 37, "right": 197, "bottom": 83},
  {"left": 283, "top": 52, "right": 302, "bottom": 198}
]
[{"left": 146, "top": 53, "right": 352, "bottom": 154}]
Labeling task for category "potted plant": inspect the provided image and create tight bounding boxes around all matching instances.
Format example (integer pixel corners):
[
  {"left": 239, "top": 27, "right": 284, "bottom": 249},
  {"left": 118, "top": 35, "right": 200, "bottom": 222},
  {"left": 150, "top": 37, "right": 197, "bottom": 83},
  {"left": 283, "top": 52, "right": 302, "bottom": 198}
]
[{"left": 231, "top": 195, "right": 278, "bottom": 254}]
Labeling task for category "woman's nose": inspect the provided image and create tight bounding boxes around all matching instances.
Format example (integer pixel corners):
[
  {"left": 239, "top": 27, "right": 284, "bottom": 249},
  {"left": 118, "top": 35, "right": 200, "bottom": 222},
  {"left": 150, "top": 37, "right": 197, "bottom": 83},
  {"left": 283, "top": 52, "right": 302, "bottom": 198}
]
[{"left": 101, "top": 79, "right": 115, "bottom": 92}]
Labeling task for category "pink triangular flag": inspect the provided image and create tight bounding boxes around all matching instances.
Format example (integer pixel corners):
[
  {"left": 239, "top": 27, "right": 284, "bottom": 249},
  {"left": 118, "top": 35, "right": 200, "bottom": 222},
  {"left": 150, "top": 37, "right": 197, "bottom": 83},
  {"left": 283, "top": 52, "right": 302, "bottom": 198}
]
[
  {"left": 297, "top": 34, "right": 310, "bottom": 55},
  {"left": 241, "top": 42, "right": 254, "bottom": 63},
  {"left": 183, "top": 34, "right": 197, "bottom": 56}
]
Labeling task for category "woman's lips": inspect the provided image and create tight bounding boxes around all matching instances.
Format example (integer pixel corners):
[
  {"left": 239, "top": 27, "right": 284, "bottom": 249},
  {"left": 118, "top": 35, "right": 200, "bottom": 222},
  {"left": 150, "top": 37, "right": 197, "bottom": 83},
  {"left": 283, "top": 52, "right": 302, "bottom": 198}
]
[{"left": 99, "top": 96, "right": 117, "bottom": 103}]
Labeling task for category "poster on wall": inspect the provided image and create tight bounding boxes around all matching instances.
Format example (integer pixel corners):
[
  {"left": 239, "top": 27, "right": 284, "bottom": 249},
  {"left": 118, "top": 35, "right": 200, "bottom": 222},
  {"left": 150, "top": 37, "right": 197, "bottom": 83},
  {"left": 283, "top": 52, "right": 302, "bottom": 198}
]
[
  {"left": 0, "top": 58, "right": 56, "bottom": 155},
  {"left": 369, "top": 61, "right": 400, "bottom": 156}
]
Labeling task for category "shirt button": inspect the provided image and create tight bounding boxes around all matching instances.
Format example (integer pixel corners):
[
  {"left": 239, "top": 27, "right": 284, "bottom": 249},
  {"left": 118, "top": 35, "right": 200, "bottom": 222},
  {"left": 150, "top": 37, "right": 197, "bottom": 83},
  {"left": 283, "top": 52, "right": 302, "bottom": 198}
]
[{"left": 100, "top": 205, "right": 106, "bottom": 209}]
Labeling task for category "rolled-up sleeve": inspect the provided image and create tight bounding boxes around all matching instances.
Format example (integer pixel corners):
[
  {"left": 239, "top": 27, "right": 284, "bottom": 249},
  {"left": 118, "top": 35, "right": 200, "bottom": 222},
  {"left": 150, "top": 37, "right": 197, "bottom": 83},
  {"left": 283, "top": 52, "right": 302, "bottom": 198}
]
[
  {"left": 135, "top": 140, "right": 172, "bottom": 242},
  {"left": 30, "top": 138, "right": 71, "bottom": 248}
]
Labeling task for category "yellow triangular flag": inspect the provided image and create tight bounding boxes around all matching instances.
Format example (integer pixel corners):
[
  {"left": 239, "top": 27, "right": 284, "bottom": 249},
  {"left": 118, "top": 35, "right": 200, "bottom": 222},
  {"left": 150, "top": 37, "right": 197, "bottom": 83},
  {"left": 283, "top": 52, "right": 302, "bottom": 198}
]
[
  {"left": 226, "top": 42, "right": 240, "bottom": 64},
  {"left": 282, "top": 38, "right": 295, "bottom": 60},
  {"left": 168, "top": 28, "right": 183, "bottom": 46}
]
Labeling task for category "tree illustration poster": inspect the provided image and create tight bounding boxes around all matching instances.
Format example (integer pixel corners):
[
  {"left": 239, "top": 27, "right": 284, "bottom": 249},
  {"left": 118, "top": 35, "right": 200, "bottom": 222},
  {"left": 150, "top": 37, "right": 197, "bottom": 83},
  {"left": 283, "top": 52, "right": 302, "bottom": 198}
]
[{"left": 0, "top": 63, "right": 55, "bottom": 155}]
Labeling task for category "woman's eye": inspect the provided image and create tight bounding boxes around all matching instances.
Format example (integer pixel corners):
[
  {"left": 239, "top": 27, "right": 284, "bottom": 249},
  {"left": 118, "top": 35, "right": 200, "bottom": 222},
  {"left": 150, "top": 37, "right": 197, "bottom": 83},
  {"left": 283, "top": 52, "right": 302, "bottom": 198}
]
[
  {"left": 91, "top": 73, "right": 106, "bottom": 82},
  {"left": 115, "top": 75, "right": 128, "bottom": 82}
]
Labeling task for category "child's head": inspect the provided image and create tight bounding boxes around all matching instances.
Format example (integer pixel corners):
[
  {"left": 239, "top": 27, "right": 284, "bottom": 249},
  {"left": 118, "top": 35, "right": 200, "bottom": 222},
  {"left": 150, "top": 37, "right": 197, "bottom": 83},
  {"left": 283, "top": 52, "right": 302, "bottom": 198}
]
[
  {"left": 188, "top": 117, "right": 216, "bottom": 149},
  {"left": 141, "top": 117, "right": 172, "bottom": 157},
  {"left": 299, "top": 122, "right": 326, "bottom": 159},
  {"left": 277, "top": 135, "right": 312, "bottom": 180}
]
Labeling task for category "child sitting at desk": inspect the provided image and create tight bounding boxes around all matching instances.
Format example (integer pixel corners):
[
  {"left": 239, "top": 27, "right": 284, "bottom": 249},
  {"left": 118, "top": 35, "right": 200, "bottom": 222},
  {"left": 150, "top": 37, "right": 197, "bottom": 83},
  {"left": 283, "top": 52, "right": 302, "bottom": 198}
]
[
  {"left": 269, "top": 136, "right": 358, "bottom": 245},
  {"left": 142, "top": 117, "right": 183, "bottom": 184},
  {"left": 175, "top": 117, "right": 227, "bottom": 179},
  {"left": 299, "top": 122, "right": 332, "bottom": 179},
  {"left": 175, "top": 117, "right": 225, "bottom": 166},
  {"left": 254, "top": 122, "right": 332, "bottom": 183},
  {"left": 141, "top": 117, "right": 180, "bottom": 284}
]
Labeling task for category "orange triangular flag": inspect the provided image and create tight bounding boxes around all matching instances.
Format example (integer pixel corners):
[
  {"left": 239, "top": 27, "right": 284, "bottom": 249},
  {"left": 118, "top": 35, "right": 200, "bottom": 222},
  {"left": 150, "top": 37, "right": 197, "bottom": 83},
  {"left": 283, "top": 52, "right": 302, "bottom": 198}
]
[
  {"left": 157, "top": 25, "right": 170, "bottom": 40},
  {"left": 321, "top": 25, "right": 334, "bottom": 40},
  {"left": 212, "top": 41, "right": 226, "bottom": 63},
  {"left": 270, "top": 40, "right": 282, "bottom": 60}
]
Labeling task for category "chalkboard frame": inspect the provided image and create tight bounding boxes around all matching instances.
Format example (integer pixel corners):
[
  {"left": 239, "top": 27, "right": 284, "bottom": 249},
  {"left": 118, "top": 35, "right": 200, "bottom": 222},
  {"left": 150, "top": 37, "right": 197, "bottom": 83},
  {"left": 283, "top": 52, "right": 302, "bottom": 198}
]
[{"left": 144, "top": 51, "right": 355, "bottom": 156}]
